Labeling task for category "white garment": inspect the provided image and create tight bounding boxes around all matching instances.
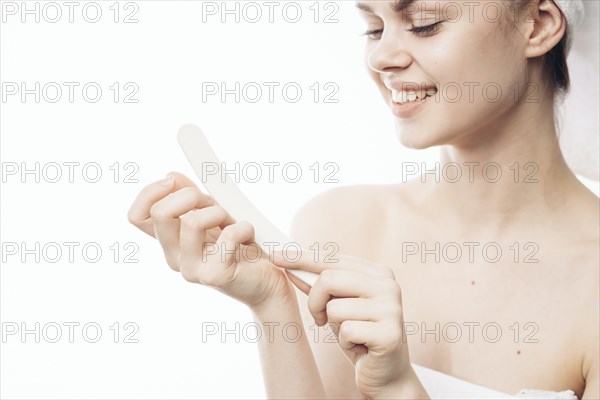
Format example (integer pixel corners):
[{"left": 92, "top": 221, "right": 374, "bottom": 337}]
[
  {"left": 516, "top": 389, "right": 578, "bottom": 399},
  {"left": 413, "top": 364, "right": 578, "bottom": 400}
]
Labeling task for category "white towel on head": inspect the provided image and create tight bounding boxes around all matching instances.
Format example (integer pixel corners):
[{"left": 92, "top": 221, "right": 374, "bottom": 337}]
[
  {"left": 556, "top": 0, "right": 599, "bottom": 181},
  {"left": 554, "top": 0, "right": 585, "bottom": 28}
]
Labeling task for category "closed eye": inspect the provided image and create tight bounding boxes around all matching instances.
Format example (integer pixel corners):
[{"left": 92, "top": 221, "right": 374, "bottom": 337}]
[
  {"left": 407, "top": 21, "right": 442, "bottom": 36},
  {"left": 362, "top": 21, "right": 443, "bottom": 40},
  {"left": 361, "top": 28, "right": 384, "bottom": 40}
]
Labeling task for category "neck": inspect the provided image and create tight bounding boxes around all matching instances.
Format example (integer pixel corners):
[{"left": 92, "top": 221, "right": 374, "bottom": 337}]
[{"left": 424, "top": 94, "right": 580, "bottom": 234}]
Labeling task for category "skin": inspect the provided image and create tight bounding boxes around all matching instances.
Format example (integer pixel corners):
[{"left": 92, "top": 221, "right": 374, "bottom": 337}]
[{"left": 128, "top": 0, "right": 599, "bottom": 398}]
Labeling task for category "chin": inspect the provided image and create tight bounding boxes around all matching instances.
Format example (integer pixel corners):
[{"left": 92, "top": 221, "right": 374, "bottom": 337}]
[{"left": 394, "top": 122, "right": 441, "bottom": 150}]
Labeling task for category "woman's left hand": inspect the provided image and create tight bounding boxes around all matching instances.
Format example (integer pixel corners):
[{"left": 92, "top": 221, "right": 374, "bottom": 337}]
[{"left": 271, "top": 250, "right": 425, "bottom": 399}]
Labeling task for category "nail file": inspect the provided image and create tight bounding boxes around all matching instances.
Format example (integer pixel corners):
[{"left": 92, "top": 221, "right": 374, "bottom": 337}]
[{"left": 177, "top": 124, "right": 319, "bottom": 287}]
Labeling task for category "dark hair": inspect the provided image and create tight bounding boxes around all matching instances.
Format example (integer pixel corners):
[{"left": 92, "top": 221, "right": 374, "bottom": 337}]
[
  {"left": 508, "top": 0, "right": 571, "bottom": 97},
  {"left": 545, "top": 31, "right": 571, "bottom": 95}
]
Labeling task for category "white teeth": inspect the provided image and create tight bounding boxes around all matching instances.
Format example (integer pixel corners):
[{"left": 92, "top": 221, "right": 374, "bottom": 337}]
[{"left": 391, "top": 89, "right": 434, "bottom": 104}]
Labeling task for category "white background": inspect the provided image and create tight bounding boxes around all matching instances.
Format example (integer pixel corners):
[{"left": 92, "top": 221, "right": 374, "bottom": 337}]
[{"left": 1, "top": 1, "right": 598, "bottom": 398}]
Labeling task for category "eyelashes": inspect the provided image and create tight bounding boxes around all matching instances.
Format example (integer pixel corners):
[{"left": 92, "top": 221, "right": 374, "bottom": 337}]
[
  {"left": 361, "top": 21, "right": 443, "bottom": 40},
  {"left": 408, "top": 21, "right": 443, "bottom": 36},
  {"left": 362, "top": 28, "right": 384, "bottom": 39}
]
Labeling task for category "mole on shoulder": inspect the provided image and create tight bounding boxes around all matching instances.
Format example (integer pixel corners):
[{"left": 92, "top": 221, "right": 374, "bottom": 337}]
[
  {"left": 470, "top": 280, "right": 475, "bottom": 285},
  {"left": 517, "top": 350, "right": 521, "bottom": 355}
]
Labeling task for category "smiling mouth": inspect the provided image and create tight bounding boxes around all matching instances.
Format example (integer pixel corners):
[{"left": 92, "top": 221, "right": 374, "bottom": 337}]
[{"left": 390, "top": 88, "right": 437, "bottom": 105}]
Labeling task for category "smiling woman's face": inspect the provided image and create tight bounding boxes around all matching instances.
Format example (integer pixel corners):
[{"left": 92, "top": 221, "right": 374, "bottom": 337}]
[{"left": 358, "top": 0, "right": 533, "bottom": 149}]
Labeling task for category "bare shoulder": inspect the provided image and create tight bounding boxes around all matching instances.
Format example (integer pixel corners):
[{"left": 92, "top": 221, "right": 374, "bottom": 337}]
[
  {"left": 567, "top": 182, "right": 600, "bottom": 240},
  {"left": 560, "top": 187, "right": 600, "bottom": 290},
  {"left": 287, "top": 184, "right": 402, "bottom": 399},
  {"left": 580, "top": 235, "right": 599, "bottom": 390},
  {"left": 565, "top": 190, "right": 599, "bottom": 398},
  {"left": 580, "top": 265, "right": 599, "bottom": 399},
  {"left": 289, "top": 183, "right": 407, "bottom": 257}
]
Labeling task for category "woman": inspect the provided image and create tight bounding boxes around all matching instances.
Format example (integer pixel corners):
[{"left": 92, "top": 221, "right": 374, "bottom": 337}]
[{"left": 128, "top": 0, "right": 599, "bottom": 398}]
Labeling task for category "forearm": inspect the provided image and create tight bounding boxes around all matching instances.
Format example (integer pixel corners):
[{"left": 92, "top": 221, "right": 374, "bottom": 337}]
[{"left": 251, "top": 294, "right": 327, "bottom": 399}]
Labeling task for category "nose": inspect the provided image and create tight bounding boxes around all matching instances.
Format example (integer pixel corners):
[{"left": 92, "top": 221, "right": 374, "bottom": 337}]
[{"left": 367, "top": 30, "right": 413, "bottom": 73}]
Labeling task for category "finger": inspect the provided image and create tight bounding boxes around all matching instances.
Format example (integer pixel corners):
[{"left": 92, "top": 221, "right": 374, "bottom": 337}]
[
  {"left": 271, "top": 249, "right": 341, "bottom": 273},
  {"left": 169, "top": 171, "right": 205, "bottom": 193},
  {"left": 272, "top": 251, "right": 395, "bottom": 281},
  {"left": 308, "top": 270, "right": 376, "bottom": 325},
  {"left": 325, "top": 298, "right": 383, "bottom": 326},
  {"left": 197, "top": 221, "right": 256, "bottom": 287},
  {"left": 339, "top": 320, "right": 404, "bottom": 355},
  {"left": 179, "top": 206, "right": 240, "bottom": 279},
  {"left": 151, "top": 188, "right": 220, "bottom": 271},
  {"left": 338, "top": 320, "right": 374, "bottom": 354},
  {"left": 127, "top": 175, "right": 177, "bottom": 237},
  {"left": 127, "top": 172, "right": 212, "bottom": 238}
]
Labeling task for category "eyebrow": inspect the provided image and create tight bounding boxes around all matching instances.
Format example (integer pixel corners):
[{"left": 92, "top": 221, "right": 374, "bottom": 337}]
[{"left": 355, "top": 0, "right": 416, "bottom": 14}]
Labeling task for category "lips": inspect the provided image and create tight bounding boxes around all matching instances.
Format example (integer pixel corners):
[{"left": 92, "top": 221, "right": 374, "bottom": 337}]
[
  {"left": 390, "top": 94, "right": 432, "bottom": 118},
  {"left": 391, "top": 88, "right": 437, "bottom": 104},
  {"left": 383, "top": 81, "right": 438, "bottom": 105}
]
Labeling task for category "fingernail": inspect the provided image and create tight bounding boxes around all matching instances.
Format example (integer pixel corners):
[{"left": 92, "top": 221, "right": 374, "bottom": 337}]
[{"left": 160, "top": 175, "right": 174, "bottom": 186}]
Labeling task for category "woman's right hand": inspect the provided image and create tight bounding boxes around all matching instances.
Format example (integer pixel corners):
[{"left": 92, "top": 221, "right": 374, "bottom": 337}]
[{"left": 127, "top": 171, "right": 296, "bottom": 311}]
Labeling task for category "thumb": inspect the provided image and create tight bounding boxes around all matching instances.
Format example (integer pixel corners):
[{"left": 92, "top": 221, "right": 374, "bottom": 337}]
[{"left": 167, "top": 171, "right": 201, "bottom": 191}]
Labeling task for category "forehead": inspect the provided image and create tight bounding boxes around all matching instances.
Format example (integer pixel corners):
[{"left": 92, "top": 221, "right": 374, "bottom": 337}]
[{"left": 355, "top": 0, "right": 453, "bottom": 14}]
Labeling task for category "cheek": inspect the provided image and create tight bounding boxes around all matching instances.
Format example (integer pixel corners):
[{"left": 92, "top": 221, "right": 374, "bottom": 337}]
[
  {"left": 429, "top": 24, "right": 521, "bottom": 114},
  {"left": 367, "top": 72, "right": 390, "bottom": 106},
  {"left": 364, "top": 50, "right": 386, "bottom": 95},
  {"left": 366, "top": 66, "right": 379, "bottom": 86}
]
